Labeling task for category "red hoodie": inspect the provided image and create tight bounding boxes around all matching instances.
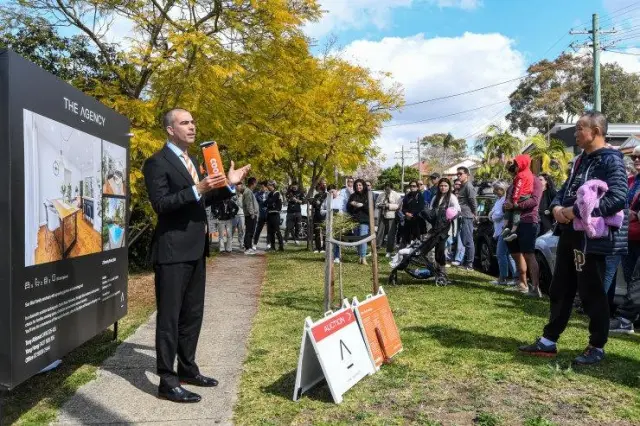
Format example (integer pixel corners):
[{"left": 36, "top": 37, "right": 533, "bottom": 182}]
[{"left": 512, "top": 154, "right": 534, "bottom": 203}]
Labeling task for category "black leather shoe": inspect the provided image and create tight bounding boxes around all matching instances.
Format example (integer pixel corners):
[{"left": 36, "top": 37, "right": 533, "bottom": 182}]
[
  {"left": 158, "top": 386, "right": 201, "bottom": 403},
  {"left": 179, "top": 374, "right": 219, "bottom": 387}
]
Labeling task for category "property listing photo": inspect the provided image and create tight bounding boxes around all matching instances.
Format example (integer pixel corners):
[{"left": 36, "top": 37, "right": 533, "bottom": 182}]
[
  {"left": 102, "top": 140, "right": 127, "bottom": 196},
  {"left": 23, "top": 109, "right": 103, "bottom": 267},
  {"left": 102, "top": 197, "right": 126, "bottom": 251}
]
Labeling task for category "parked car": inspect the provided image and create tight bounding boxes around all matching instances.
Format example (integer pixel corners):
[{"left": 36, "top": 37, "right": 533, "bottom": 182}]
[
  {"left": 534, "top": 230, "right": 558, "bottom": 295},
  {"left": 279, "top": 205, "right": 309, "bottom": 240},
  {"left": 473, "top": 190, "right": 498, "bottom": 274}
]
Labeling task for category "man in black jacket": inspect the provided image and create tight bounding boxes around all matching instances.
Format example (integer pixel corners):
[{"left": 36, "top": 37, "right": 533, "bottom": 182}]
[
  {"left": 519, "top": 111, "right": 628, "bottom": 366},
  {"left": 143, "top": 109, "right": 249, "bottom": 403},
  {"left": 284, "top": 182, "right": 304, "bottom": 245}
]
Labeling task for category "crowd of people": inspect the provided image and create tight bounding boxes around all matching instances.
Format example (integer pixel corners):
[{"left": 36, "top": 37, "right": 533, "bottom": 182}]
[
  {"left": 142, "top": 106, "right": 640, "bottom": 405},
  {"left": 205, "top": 111, "right": 639, "bottom": 369}
]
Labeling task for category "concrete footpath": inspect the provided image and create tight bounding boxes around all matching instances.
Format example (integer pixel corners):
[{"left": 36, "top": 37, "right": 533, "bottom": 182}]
[{"left": 53, "top": 252, "right": 266, "bottom": 426}]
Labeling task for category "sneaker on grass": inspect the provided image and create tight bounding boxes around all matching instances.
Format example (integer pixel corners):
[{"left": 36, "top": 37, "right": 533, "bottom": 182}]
[
  {"left": 573, "top": 346, "right": 605, "bottom": 366},
  {"left": 451, "top": 261, "right": 461, "bottom": 267},
  {"left": 609, "top": 317, "right": 634, "bottom": 334},
  {"left": 518, "top": 338, "right": 558, "bottom": 357}
]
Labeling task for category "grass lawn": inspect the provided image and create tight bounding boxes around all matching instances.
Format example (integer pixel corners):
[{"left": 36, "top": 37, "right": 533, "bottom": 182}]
[
  {"left": 235, "top": 247, "right": 640, "bottom": 426},
  {"left": 4, "top": 272, "right": 156, "bottom": 426}
]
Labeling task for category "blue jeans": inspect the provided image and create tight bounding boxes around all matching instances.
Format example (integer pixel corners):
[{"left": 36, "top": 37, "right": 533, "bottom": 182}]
[
  {"left": 496, "top": 235, "right": 516, "bottom": 279},
  {"left": 454, "top": 233, "right": 465, "bottom": 263},
  {"left": 356, "top": 224, "right": 370, "bottom": 257},
  {"left": 333, "top": 241, "right": 341, "bottom": 259},
  {"left": 459, "top": 217, "right": 475, "bottom": 266},
  {"left": 604, "top": 255, "right": 622, "bottom": 293}
]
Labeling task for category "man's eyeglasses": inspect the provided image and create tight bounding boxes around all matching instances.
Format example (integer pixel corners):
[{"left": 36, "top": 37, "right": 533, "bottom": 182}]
[{"left": 632, "top": 155, "right": 640, "bottom": 161}]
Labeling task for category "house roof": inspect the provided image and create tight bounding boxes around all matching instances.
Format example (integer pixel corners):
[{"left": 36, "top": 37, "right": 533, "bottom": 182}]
[{"left": 443, "top": 158, "right": 480, "bottom": 175}]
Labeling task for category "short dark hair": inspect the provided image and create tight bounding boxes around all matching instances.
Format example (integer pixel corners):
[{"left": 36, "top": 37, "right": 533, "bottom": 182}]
[
  {"left": 457, "top": 166, "right": 470, "bottom": 175},
  {"left": 327, "top": 184, "right": 337, "bottom": 191},
  {"left": 582, "top": 110, "right": 608, "bottom": 136},
  {"left": 162, "top": 108, "right": 189, "bottom": 129},
  {"left": 248, "top": 177, "right": 257, "bottom": 186}
]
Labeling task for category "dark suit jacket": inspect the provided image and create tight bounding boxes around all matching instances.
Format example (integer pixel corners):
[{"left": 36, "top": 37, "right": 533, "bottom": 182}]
[{"left": 143, "top": 144, "right": 232, "bottom": 264}]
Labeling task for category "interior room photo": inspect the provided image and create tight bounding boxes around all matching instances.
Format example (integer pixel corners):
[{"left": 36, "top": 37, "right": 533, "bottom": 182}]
[
  {"left": 102, "top": 141, "right": 126, "bottom": 196},
  {"left": 24, "top": 109, "right": 103, "bottom": 267}
]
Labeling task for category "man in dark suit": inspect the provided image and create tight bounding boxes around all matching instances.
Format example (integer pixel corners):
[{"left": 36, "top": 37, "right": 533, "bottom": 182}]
[{"left": 143, "top": 108, "right": 249, "bottom": 403}]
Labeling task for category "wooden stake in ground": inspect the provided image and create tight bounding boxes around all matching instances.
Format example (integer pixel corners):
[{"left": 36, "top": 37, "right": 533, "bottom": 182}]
[{"left": 367, "top": 190, "right": 379, "bottom": 294}]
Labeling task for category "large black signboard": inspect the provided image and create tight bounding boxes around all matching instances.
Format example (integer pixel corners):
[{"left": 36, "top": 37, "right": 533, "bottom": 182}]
[{"left": 0, "top": 50, "right": 130, "bottom": 390}]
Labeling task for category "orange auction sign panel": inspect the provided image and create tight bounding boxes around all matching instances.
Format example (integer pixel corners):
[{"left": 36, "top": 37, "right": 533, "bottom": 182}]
[{"left": 353, "top": 287, "right": 403, "bottom": 369}]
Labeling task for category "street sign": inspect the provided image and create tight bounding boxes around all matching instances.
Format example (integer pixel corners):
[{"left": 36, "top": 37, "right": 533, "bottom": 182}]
[
  {"left": 293, "top": 301, "right": 375, "bottom": 403},
  {"left": 353, "top": 287, "right": 403, "bottom": 369}
]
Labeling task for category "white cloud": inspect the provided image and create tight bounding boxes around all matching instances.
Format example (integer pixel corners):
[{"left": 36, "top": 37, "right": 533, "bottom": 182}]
[
  {"left": 339, "top": 32, "right": 525, "bottom": 166},
  {"left": 305, "top": 0, "right": 481, "bottom": 40},
  {"left": 601, "top": 48, "right": 640, "bottom": 73}
]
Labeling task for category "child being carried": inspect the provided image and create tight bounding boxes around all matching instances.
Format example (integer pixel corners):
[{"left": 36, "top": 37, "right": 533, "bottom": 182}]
[{"left": 503, "top": 154, "right": 534, "bottom": 242}]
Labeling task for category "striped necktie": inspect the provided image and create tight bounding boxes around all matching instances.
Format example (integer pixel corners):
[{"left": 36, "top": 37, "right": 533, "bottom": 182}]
[{"left": 181, "top": 152, "right": 200, "bottom": 184}]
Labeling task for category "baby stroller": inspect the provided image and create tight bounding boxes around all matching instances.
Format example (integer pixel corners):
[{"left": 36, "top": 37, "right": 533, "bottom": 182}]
[{"left": 388, "top": 220, "right": 452, "bottom": 286}]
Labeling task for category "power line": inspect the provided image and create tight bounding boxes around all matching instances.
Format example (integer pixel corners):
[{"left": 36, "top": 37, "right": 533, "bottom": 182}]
[
  {"left": 603, "top": 47, "right": 640, "bottom": 55},
  {"left": 396, "top": 77, "right": 523, "bottom": 109},
  {"left": 598, "top": 1, "right": 640, "bottom": 25},
  {"left": 383, "top": 100, "right": 509, "bottom": 128}
]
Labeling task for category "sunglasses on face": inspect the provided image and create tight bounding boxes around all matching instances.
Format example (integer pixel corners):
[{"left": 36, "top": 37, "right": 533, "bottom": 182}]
[{"left": 632, "top": 156, "right": 640, "bottom": 161}]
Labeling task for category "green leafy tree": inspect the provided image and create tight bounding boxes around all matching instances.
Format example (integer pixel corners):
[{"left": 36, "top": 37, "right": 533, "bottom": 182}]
[
  {"left": 527, "top": 134, "right": 574, "bottom": 185},
  {"left": 377, "top": 164, "right": 419, "bottom": 190},
  {"left": 473, "top": 125, "right": 523, "bottom": 181},
  {"left": 508, "top": 52, "right": 640, "bottom": 134},
  {"left": 420, "top": 133, "right": 467, "bottom": 174}
]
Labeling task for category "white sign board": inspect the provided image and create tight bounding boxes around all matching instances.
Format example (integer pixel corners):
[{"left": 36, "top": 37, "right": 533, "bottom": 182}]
[{"left": 293, "top": 302, "right": 375, "bottom": 403}]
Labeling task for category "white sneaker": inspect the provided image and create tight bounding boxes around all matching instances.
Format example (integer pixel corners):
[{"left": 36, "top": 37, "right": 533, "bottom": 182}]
[
  {"left": 366, "top": 253, "right": 371, "bottom": 257},
  {"left": 320, "top": 250, "right": 326, "bottom": 254},
  {"left": 451, "top": 261, "right": 461, "bottom": 267},
  {"left": 266, "top": 244, "right": 271, "bottom": 249},
  {"left": 252, "top": 246, "right": 257, "bottom": 251},
  {"left": 385, "top": 253, "right": 391, "bottom": 258},
  {"left": 314, "top": 250, "right": 320, "bottom": 253},
  {"left": 334, "top": 258, "right": 340, "bottom": 264},
  {"left": 245, "top": 249, "right": 256, "bottom": 255},
  {"left": 294, "top": 241, "right": 300, "bottom": 245}
]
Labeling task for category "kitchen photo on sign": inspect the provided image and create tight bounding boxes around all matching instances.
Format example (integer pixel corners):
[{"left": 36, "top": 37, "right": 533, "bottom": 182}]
[
  {"left": 102, "top": 140, "right": 126, "bottom": 196},
  {"left": 23, "top": 109, "right": 103, "bottom": 267}
]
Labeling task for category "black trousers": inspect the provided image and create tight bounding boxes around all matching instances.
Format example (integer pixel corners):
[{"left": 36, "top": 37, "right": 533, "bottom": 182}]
[
  {"left": 543, "top": 228, "right": 609, "bottom": 348},
  {"left": 284, "top": 212, "right": 302, "bottom": 241},
  {"left": 154, "top": 257, "right": 205, "bottom": 389},
  {"left": 244, "top": 215, "right": 256, "bottom": 250},
  {"left": 267, "top": 213, "right": 283, "bottom": 249},
  {"left": 254, "top": 215, "right": 267, "bottom": 245},
  {"left": 314, "top": 219, "right": 325, "bottom": 251}
]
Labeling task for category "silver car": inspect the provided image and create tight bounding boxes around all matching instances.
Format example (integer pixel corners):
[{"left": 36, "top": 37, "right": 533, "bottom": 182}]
[{"left": 535, "top": 230, "right": 559, "bottom": 294}]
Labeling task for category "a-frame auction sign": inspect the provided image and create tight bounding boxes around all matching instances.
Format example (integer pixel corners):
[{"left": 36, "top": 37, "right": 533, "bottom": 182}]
[
  {"left": 0, "top": 50, "right": 130, "bottom": 390},
  {"left": 353, "top": 287, "right": 403, "bottom": 369},
  {"left": 293, "top": 301, "right": 375, "bottom": 403}
]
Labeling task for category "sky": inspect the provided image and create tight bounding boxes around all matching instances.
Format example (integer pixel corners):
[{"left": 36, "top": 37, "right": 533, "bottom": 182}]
[{"left": 303, "top": 0, "right": 640, "bottom": 166}]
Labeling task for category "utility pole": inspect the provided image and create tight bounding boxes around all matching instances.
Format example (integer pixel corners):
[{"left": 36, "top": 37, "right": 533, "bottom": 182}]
[
  {"left": 414, "top": 138, "right": 422, "bottom": 180},
  {"left": 570, "top": 14, "right": 615, "bottom": 112},
  {"left": 395, "top": 146, "right": 407, "bottom": 187}
]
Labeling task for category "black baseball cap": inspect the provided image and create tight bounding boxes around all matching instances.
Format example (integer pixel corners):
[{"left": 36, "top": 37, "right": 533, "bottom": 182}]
[{"left": 429, "top": 173, "right": 440, "bottom": 179}]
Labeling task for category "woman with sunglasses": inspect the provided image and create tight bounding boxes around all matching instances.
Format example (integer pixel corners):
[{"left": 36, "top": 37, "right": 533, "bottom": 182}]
[{"left": 401, "top": 180, "right": 425, "bottom": 247}]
